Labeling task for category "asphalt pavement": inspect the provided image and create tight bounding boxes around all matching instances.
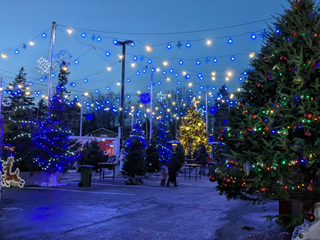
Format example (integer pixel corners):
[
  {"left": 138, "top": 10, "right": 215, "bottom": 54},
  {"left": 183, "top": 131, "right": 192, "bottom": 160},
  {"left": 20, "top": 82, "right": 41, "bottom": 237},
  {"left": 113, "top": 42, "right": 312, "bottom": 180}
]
[{"left": 0, "top": 169, "right": 288, "bottom": 240}]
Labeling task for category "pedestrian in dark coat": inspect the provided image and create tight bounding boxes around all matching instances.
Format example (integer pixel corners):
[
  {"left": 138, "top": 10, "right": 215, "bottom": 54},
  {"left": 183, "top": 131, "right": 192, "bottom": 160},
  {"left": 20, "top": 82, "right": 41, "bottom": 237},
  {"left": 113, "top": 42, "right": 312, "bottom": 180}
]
[
  {"left": 167, "top": 153, "right": 181, "bottom": 187},
  {"left": 199, "top": 143, "right": 208, "bottom": 176}
]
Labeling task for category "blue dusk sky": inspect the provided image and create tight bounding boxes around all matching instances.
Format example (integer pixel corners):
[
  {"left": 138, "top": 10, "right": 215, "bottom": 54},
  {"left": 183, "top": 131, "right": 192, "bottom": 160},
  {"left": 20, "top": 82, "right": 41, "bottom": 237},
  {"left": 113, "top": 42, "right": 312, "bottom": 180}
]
[{"left": 0, "top": 0, "right": 289, "bottom": 101}]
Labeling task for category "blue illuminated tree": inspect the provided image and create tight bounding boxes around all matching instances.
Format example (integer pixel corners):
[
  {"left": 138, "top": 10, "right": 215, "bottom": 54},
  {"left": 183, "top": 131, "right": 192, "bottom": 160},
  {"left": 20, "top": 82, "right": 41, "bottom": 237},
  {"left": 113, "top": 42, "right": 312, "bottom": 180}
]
[
  {"left": 125, "top": 119, "right": 146, "bottom": 149},
  {"left": 156, "top": 118, "right": 172, "bottom": 162},
  {"left": 32, "top": 86, "right": 81, "bottom": 173}
]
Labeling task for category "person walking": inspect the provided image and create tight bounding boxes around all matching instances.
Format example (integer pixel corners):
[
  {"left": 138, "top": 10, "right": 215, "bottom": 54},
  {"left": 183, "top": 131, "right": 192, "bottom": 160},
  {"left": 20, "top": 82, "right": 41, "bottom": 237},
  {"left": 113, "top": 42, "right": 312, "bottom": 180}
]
[
  {"left": 167, "top": 153, "right": 181, "bottom": 187},
  {"left": 160, "top": 165, "right": 168, "bottom": 186},
  {"left": 199, "top": 143, "right": 208, "bottom": 176},
  {"left": 119, "top": 149, "right": 126, "bottom": 173}
]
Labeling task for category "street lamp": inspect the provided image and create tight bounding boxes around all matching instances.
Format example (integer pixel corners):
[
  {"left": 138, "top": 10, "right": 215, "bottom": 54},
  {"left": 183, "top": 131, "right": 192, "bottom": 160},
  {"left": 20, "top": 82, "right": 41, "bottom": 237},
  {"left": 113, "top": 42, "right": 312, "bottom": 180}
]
[{"left": 116, "top": 40, "right": 134, "bottom": 148}]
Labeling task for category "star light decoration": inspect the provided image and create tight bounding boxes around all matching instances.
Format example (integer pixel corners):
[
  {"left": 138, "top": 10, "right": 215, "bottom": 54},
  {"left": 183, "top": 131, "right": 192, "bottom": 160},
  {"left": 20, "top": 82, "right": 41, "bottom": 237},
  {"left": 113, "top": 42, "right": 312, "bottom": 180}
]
[
  {"left": 192, "top": 97, "right": 200, "bottom": 108},
  {"left": 54, "top": 50, "right": 72, "bottom": 67},
  {"left": 156, "top": 91, "right": 167, "bottom": 102},
  {"left": 259, "top": 29, "right": 268, "bottom": 41},
  {"left": 22, "top": 43, "right": 27, "bottom": 50},
  {"left": 36, "top": 57, "right": 50, "bottom": 74}
]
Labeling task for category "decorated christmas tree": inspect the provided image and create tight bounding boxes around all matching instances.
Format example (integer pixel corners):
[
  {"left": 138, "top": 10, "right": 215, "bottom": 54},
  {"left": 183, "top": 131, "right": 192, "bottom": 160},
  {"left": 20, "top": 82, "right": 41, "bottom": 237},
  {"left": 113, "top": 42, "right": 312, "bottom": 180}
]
[
  {"left": 2, "top": 67, "right": 38, "bottom": 172},
  {"left": 156, "top": 118, "right": 172, "bottom": 162},
  {"left": 32, "top": 86, "right": 80, "bottom": 173},
  {"left": 213, "top": 85, "right": 231, "bottom": 139},
  {"left": 125, "top": 119, "right": 146, "bottom": 149},
  {"left": 216, "top": 0, "right": 320, "bottom": 226},
  {"left": 145, "top": 138, "right": 161, "bottom": 174},
  {"left": 179, "top": 97, "right": 211, "bottom": 154}
]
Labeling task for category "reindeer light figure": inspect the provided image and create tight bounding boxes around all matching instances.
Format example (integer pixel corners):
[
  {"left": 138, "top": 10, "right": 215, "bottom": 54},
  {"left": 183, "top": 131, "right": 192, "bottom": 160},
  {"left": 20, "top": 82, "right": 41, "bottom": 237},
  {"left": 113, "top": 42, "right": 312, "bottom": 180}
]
[{"left": 1, "top": 156, "right": 25, "bottom": 188}]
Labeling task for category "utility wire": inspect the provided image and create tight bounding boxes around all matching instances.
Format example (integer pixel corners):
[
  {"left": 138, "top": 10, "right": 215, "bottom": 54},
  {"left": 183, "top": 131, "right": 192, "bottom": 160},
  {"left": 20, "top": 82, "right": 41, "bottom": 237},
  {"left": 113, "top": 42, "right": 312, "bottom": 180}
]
[{"left": 57, "top": 18, "right": 273, "bottom": 36}]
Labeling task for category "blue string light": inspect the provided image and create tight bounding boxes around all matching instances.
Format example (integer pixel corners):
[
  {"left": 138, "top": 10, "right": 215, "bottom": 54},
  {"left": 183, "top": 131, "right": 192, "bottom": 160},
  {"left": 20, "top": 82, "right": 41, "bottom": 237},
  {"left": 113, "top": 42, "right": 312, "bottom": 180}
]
[
  {"left": 105, "top": 52, "right": 110, "bottom": 57},
  {"left": 213, "top": 58, "right": 218, "bottom": 63},
  {"left": 74, "top": 60, "right": 79, "bottom": 64},
  {"left": 167, "top": 43, "right": 172, "bottom": 49},
  {"left": 97, "top": 37, "right": 101, "bottom": 42},
  {"left": 186, "top": 42, "right": 191, "bottom": 48},
  {"left": 83, "top": 78, "right": 88, "bottom": 83},
  {"left": 251, "top": 33, "right": 256, "bottom": 39},
  {"left": 228, "top": 38, "right": 233, "bottom": 44},
  {"left": 81, "top": 33, "right": 86, "bottom": 38},
  {"left": 179, "top": 60, "right": 184, "bottom": 65}
]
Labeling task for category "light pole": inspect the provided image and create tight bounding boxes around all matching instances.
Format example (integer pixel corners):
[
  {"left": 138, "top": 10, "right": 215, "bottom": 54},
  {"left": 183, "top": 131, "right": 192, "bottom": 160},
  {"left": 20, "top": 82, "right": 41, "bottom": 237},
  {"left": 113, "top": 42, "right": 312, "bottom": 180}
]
[
  {"left": 48, "top": 21, "right": 56, "bottom": 104},
  {"left": 116, "top": 40, "right": 134, "bottom": 149},
  {"left": 205, "top": 90, "right": 208, "bottom": 133},
  {"left": 149, "top": 66, "right": 154, "bottom": 144}
]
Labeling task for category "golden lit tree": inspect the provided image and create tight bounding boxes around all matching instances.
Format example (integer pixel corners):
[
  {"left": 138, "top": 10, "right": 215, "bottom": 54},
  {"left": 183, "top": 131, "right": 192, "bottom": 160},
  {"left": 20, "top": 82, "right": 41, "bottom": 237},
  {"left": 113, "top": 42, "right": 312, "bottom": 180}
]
[{"left": 179, "top": 97, "right": 211, "bottom": 154}]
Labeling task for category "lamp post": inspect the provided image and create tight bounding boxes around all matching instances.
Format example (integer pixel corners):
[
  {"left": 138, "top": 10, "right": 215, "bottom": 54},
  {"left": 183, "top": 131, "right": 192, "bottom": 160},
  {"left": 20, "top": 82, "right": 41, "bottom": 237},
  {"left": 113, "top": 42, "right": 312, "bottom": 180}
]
[{"left": 116, "top": 40, "right": 134, "bottom": 149}]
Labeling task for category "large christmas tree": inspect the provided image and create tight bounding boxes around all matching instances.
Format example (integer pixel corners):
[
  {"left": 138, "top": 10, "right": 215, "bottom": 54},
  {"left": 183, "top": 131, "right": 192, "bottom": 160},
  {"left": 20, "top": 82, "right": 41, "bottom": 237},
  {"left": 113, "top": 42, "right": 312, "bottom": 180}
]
[
  {"left": 33, "top": 85, "right": 80, "bottom": 172},
  {"left": 216, "top": 0, "right": 320, "bottom": 225},
  {"left": 179, "top": 97, "right": 211, "bottom": 154},
  {"left": 2, "top": 67, "right": 38, "bottom": 172},
  {"left": 156, "top": 118, "right": 171, "bottom": 162}
]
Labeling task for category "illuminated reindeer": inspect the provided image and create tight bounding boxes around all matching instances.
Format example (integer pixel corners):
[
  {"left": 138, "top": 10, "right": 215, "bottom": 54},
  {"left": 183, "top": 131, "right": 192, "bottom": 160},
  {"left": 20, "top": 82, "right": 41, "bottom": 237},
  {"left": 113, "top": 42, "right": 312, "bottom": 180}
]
[{"left": 1, "top": 156, "right": 25, "bottom": 188}]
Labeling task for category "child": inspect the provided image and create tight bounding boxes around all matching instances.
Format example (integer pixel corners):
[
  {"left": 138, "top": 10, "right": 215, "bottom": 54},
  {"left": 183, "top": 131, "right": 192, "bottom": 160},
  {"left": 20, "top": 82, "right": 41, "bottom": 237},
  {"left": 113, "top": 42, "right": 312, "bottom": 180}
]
[{"left": 160, "top": 165, "right": 168, "bottom": 186}]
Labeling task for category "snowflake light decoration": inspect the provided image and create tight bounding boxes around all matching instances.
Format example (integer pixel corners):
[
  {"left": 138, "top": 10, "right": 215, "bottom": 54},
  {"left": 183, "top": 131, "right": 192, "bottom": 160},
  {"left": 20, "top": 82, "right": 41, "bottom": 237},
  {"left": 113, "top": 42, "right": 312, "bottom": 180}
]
[
  {"left": 176, "top": 41, "right": 183, "bottom": 49},
  {"left": 156, "top": 91, "right": 167, "bottom": 102},
  {"left": 209, "top": 106, "right": 218, "bottom": 115},
  {"left": 205, "top": 57, "right": 210, "bottom": 64},
  {"left": 54, "top": 50, "right": 72, "bottom": 67},
  {"left": 36, "top": 57, "right": 50, "bottom": 74},
  {"left": 197, "top": 108, "right": 206, "bottom": 116},
  {"left": 259, "top": 29, "right": 268, "bottom": 41},
  {"left": 140, "top": 92, "right": 151, "bottom": 104}
]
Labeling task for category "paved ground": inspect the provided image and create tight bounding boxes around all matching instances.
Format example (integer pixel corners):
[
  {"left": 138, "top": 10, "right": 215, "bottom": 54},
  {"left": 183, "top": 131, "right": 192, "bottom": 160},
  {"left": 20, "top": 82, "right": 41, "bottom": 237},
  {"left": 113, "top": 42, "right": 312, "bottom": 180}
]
[{"left": 0, "top": 169, "right": 290, "bottom": 240}]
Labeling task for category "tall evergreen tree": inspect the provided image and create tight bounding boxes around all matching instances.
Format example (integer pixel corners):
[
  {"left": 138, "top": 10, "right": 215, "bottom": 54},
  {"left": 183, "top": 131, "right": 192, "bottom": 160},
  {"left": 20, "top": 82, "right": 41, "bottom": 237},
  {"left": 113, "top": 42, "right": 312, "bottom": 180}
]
[
  {"left": 156, "top": 118, "right": 172, "bottom": 162},
  {"left": 213, "top": 85, "right": 231, "bottom": 139},
  {"left": 32, "top": 86, "right": 80, "bottom": 172},
  {"left": 3, "top": 67, "right": 34, "bottom": 112},
  {"left": 2, "top": 68, "right": 37, "bottom": 172},
  {"left": 217, "top": 0, "right": 320, "bottom": 226},
  {"left": 179, "top": 97, "right": 211, "bottom": 154}
]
